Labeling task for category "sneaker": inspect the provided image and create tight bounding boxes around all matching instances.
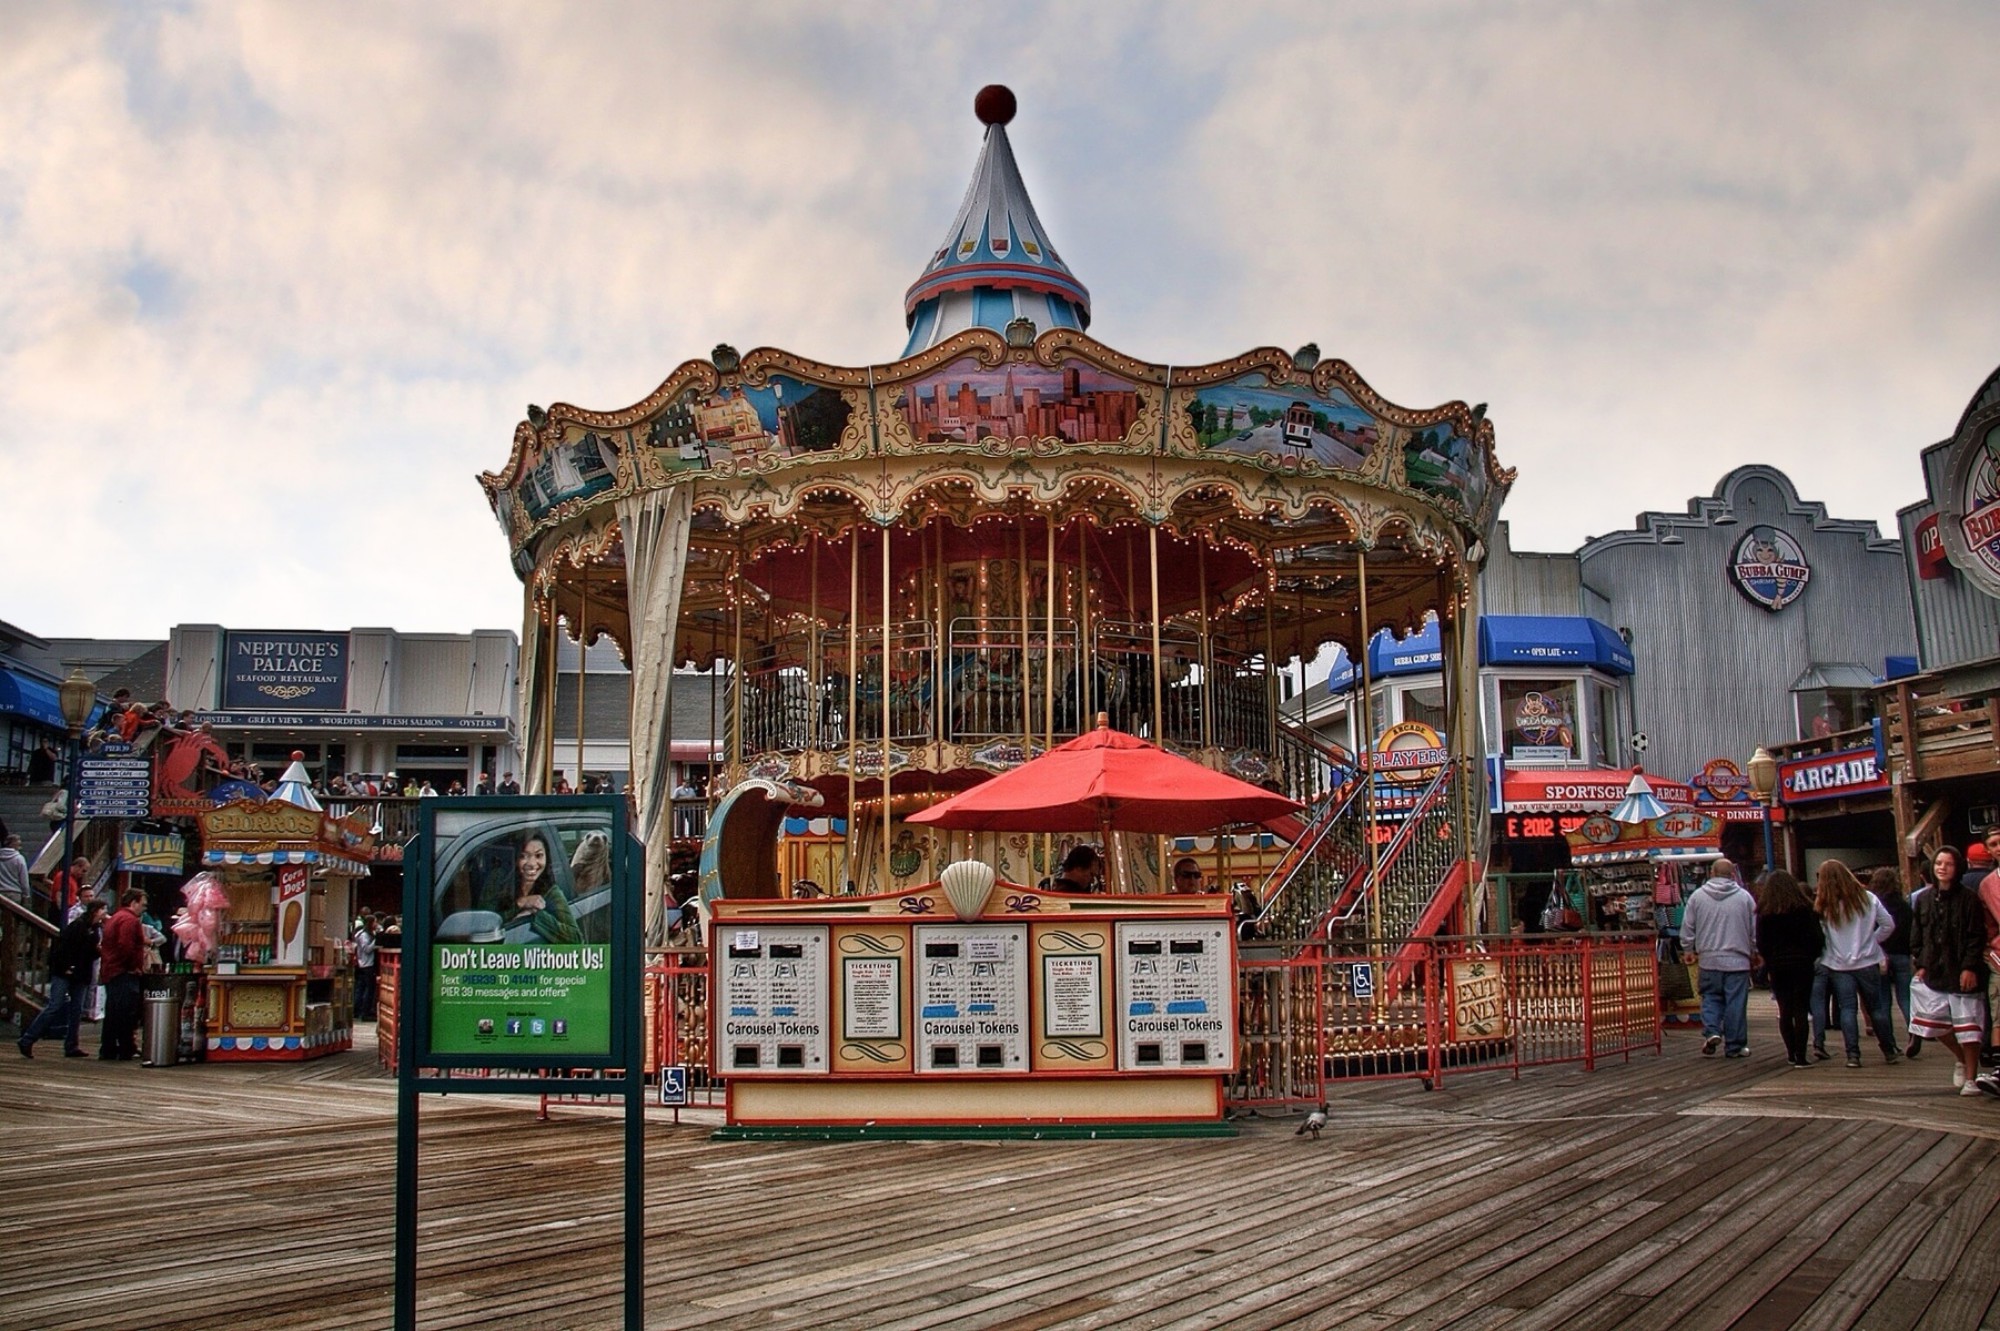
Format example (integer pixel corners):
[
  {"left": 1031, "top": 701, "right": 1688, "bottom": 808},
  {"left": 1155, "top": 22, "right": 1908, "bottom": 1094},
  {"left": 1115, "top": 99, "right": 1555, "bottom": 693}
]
[
  {"left": 1953, "top": 1065, "right": 1967, "bottom": 1089},
  {"left": 1960, "top": 1082, "right": 1984, "bottom": 1097},
  {"left": 1727, "top": 1049, "right": 1750, "bottom": 1059},
  {"left": 1787, "top": 1058, "right": 1808, "bottom": 1068},
  {"left": 63, "top": 1049, "right": 88, "bottom": 1058},
  {"left": 1846, "top": 1055, "right": 1862, "bottom": 1068},
  {"left": 1812, "top": 1046, "right": 1831, "bottom": 1062},
  {"left": 1703, "top": 1035, "right": 1722, "bottom": 1056},
  {"left": 15, "top": 1039, "right": 31, "bottom": 1059},
  {"left": 1906, "top": 1038, "right": 1922, "bottom": 1058},
  {"left": 1976, "top": 1075, "right": 2000, "bottom": 1099},
  {"left": 1882, "top": 1049, "right": 1900, "bottom": 1065}
]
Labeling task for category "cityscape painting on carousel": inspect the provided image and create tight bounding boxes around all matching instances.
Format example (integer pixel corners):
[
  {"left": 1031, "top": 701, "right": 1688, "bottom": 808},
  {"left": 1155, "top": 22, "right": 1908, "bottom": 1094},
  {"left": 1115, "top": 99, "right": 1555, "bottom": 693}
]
[{"left": 892, "top": 357, "right": 1144, "bottom": 448}]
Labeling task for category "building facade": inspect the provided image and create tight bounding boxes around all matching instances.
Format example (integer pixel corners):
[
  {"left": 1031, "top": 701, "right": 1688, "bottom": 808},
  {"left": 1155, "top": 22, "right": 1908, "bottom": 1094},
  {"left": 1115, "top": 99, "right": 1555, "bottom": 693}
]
[{"left": 165, "top": 625, "right": 521, "bottom": 791}]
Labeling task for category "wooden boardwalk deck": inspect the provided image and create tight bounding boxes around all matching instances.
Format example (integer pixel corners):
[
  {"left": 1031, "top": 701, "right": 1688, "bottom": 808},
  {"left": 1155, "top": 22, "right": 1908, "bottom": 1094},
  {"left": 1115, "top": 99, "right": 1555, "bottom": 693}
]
[{"left": 4, "top": 1004, "right": 1998, "bottom": 1331}]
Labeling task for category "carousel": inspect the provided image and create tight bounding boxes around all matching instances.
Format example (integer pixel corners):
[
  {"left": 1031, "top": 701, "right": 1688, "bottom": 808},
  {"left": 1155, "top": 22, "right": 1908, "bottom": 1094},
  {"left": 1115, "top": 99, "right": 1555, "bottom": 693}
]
[{"left": 479, "top": 90, "right": 1510, "bottom": 1123}]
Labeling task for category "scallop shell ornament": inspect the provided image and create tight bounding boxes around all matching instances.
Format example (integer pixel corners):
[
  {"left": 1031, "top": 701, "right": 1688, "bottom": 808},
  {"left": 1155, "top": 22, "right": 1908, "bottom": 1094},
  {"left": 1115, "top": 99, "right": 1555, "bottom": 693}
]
[{"left": 939, "top": 860, "right": 996, "bottom": 922}]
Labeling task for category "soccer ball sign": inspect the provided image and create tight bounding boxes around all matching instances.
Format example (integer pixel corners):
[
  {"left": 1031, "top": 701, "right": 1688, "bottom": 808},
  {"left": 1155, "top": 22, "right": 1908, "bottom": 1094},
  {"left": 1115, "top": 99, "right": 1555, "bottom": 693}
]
[{"left": 1630, "top": 733, "right": 1650, "bottom": 754}]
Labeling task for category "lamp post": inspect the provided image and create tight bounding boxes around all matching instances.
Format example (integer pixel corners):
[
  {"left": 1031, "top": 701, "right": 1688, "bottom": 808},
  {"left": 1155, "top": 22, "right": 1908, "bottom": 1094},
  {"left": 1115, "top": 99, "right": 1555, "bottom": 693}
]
[
  {"left": 55, "top": 667, "right": 96, "bottom": 920},
  {"left": 1747, "top": 745, "right": 1778, "bottom": 875}
]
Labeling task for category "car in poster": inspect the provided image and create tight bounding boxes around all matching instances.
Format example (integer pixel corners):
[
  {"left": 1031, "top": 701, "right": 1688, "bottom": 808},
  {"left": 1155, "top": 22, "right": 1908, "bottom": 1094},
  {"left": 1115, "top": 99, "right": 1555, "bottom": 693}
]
[{"left": 430, "top": 806, "right": 616, "bottom": 946}]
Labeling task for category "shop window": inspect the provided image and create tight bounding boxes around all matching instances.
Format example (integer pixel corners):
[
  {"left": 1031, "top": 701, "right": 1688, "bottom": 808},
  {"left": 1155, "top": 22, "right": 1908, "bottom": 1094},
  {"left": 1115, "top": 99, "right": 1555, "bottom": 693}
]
[
  {"left": 1794, "top": 688, "right": 1877, "bottom": 741},
  {"left": 1498, "top": 679, "right": 1579, "bottom": 763},
  {"left": 1398, "top": 683, "right": 1447, "bottom": 732},
  {"left": 1592, "top": 680, "right": 1623, "bottom": 766}
]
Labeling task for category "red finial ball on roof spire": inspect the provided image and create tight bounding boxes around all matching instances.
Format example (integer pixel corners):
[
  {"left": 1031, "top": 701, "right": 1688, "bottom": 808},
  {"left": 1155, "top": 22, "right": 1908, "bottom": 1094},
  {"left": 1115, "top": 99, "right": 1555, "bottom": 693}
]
[
  {"left": 974, "top": 85, "right": 1016, "bottom": 127},
  {"left": 292, "top": 750, "right": 304, "bottom": 761}
]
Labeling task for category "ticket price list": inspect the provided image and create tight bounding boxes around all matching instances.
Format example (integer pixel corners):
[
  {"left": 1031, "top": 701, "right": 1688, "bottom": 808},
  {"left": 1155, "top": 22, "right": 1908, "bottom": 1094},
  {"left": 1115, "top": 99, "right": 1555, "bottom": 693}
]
[
  {"left": 717, "top": 925, "right": 829, "bottom": 1074},
  {"left": 914, "top": 925, "right": 1029, "bottom": 1073},
  {"left": 1115, "top": 921, "right": 1233, "bottom": 1070}
]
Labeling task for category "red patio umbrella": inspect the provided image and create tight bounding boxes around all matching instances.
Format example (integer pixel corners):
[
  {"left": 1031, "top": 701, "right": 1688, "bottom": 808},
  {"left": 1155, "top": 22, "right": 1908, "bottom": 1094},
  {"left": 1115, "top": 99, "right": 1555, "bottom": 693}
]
[{"left": 906, "top": 716, "right": 1302, "bottom": 835}]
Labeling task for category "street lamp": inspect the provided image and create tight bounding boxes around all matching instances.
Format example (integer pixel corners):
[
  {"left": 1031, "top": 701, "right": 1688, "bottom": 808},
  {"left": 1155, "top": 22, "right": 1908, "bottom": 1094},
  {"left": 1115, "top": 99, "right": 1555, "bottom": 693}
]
[
  {"left": 1747, "top": 745, "right": 1778, "bottom": 874},
  {"left": 55, "top": 667, "right": 96, "bottom": 920}
]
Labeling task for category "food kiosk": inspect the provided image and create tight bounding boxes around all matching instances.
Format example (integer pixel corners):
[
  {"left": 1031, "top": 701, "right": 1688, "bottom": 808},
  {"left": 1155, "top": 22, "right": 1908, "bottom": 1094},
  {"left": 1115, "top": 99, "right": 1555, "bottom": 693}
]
[
  {"left": 196, "top": 759, "right": 375, "bottom": 1061},
  {"left": 1565, "top": 809, "right": 1720, "bottom": 1017}
]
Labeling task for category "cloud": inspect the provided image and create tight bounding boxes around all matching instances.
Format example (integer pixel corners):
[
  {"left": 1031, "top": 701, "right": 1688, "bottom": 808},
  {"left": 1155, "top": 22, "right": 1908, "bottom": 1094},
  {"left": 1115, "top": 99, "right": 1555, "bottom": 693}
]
[{"left": 2, "top": 1, "right": 1997, "bottom": 643}]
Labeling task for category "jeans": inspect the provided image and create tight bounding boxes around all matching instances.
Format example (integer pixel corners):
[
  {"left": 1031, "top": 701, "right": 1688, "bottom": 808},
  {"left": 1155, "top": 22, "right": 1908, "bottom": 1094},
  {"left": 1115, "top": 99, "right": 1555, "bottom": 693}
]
[
  {"left": 100, "top": 974, "right": 142, "bottom": 1060},
  {"left": 1885, "top": 953, "right": 1914, "bottom": 1033},
  {"left": 1826, "top": 967, "right": 1896, "bottom": 1058},
  {"left": 1699, "top": 967, "right": 1751, "bottom": 1054},
  {"left": 20, "top": 975, "right": 83, "bottom": 1052},
  {"left": 354, "top": 965, "right": 378, "bottom": 1021},
  {"left": 1767, "top": 961, "right": 1815, "bottom": 1064},
  {"left": 1809, "top": 964, "right": 1832, "bottom": 1051}
]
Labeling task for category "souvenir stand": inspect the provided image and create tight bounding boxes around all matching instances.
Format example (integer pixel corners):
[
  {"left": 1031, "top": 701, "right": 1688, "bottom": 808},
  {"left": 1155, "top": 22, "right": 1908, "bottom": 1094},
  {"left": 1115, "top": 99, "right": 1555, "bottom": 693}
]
[
  {"left": 1564, "top": 808, "right": 1720, "bottom": 1018},
  {"left": 196, "top": 756, "right": 375, "bottom": 1061}
]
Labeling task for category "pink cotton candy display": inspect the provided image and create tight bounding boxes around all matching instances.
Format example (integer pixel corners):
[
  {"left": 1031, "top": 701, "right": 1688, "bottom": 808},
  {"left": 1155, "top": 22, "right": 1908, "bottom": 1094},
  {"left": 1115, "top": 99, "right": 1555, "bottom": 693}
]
[{"left": 171, "top": 873, "right": 231, "bottom": 964}]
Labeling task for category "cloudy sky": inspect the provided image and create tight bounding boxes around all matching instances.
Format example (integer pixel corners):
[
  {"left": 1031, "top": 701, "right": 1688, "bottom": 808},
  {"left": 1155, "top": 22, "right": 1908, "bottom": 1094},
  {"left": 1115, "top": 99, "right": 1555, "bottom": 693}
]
[{"left": 5, "top": 2, "right": 1998, "bottom": 641}]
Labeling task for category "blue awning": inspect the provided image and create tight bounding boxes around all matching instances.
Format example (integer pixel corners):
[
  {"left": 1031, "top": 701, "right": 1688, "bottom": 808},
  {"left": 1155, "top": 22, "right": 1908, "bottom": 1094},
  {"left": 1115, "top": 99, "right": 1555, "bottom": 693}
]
[
  {"left": 1478, "top": 616, "right": 1634, "bottom": 676},
  {"left": 0, "top": 664, "right": 72, "bottom": 729},
  {"left": 1322, "top": 620, "right": 1444, "bottom": 693}
]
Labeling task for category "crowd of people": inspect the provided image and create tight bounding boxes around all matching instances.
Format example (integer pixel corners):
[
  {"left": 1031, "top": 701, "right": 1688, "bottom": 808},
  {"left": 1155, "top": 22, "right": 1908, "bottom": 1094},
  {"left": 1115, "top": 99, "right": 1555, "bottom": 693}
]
[{"left": 1682, "top": 834, "right": 2000, "bottom": 1100}]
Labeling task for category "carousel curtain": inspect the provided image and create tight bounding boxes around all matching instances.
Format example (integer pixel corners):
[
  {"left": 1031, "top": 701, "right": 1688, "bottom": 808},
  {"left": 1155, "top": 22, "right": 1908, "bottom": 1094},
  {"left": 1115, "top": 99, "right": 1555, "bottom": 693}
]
[
  {"left": 616, "top": 485, "right": 695, "bottom": 943},
  {"left": 518, "top": 593, "right": 553, "bottom": 795}
]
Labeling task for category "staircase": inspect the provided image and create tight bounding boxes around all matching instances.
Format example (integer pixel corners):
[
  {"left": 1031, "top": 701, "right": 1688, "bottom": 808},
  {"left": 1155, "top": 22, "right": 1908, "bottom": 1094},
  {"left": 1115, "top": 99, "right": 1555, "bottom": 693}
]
[
  {"left": 0, "top": 784, "right": 60, "bottom": 859},
  {"left": 1255, "top": 721, "right": 1470, "bottom": 957}
]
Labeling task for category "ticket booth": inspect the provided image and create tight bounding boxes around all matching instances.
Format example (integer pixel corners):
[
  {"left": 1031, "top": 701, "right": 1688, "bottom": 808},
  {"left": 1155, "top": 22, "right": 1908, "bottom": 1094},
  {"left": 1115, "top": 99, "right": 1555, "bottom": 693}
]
[{"left": 709, "top": 871, "right": 1238, "bottom": 1136}]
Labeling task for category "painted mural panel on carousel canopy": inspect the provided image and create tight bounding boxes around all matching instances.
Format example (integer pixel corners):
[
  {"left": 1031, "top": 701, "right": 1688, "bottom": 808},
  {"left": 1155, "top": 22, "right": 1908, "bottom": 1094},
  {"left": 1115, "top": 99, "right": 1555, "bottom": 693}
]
[
  {"left": 643, "top": 375, "right": 859, "bottom": 480},
  {"left": 1183, "top": 374, "right": 1382, "bottom": 473},
  {"left": 518, "top": 428, "right": 625, "bottom": 524},
  {"left": 1400, "top": 422, "right": 1491, "bottom": 521},
  {"left": 887, "top": 355, "right": 1150, "bottom": 453}
]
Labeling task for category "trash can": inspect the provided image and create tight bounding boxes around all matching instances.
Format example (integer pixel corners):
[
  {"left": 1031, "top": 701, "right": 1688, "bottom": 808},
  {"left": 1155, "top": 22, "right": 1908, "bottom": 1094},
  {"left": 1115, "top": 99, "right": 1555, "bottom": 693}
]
[{"left": 142, "top": 993, "right": 181, "bottom": 1067}]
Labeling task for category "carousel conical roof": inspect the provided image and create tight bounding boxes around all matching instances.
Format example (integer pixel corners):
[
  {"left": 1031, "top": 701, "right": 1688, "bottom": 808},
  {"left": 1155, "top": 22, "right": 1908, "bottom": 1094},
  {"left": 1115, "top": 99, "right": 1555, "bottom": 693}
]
[{"left": 902, "top": 86, "right": 1091, "bottom": 355}]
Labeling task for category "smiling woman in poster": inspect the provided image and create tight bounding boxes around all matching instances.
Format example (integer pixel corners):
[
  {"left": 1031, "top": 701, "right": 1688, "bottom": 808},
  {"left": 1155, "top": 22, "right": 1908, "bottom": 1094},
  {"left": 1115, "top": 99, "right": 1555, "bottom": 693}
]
[{"left": 504, "top": 832, "right": 581, "bottom": 943}]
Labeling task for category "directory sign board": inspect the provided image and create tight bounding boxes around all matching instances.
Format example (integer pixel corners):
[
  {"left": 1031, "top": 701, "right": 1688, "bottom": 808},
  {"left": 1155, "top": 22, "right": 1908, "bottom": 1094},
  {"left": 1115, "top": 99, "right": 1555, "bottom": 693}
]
[
  {"left": 75, "top": 754, "right": 153, "bottom": 818},
  {"left": 1115, "top": 920, "right": 1235, "bottom": 1071}
]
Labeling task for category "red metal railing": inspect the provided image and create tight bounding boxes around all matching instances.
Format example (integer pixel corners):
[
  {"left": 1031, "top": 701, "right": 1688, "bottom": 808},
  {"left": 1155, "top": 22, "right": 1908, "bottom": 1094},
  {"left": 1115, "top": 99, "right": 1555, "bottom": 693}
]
[{"left": 1228, "top": 932, "right": 1660, "bottom": 1110}]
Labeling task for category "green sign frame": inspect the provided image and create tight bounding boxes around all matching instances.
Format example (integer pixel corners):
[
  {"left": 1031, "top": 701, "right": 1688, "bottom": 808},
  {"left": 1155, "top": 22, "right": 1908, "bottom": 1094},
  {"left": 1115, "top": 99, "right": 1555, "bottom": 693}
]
[{"left": 395, "top": 795, "right": 644, "bottom": 1330}]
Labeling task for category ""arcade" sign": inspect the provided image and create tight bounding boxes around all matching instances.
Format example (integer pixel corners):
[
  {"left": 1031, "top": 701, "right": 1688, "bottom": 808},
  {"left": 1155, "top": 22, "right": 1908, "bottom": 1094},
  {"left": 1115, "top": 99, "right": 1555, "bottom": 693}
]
[{"left": 1778, "top": 747, "right": 1888, "bottom": 804}]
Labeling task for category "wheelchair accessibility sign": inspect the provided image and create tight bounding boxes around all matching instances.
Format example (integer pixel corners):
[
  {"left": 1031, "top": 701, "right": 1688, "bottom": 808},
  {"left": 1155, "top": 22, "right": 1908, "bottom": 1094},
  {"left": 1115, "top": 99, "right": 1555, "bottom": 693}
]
[
  {"left": 658, "top": 1065, "right": 688, "bottom": 1107},
  {"left": 1349, "top": 963, "right": 1374, "bottom": 999}
]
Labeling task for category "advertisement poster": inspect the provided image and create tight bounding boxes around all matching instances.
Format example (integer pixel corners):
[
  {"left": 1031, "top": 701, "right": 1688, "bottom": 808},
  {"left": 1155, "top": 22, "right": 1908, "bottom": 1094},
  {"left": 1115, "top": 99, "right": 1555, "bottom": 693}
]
[{"left": 421, "top": 801, "right": 622, "bottom": 1060}]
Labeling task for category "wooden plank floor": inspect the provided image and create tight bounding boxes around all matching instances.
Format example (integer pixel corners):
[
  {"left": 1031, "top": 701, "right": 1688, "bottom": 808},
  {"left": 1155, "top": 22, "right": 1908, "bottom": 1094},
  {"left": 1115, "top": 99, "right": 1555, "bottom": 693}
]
[{"left": 3, "top": 1000, "right": 1998, "bottom": 1331}]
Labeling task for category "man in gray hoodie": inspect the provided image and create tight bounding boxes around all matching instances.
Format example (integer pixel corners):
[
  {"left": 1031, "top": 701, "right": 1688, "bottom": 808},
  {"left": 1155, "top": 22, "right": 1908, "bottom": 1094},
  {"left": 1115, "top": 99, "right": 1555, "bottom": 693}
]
[{"left": 1682, "top": 857, "right": 1757, "bottom": 1058}]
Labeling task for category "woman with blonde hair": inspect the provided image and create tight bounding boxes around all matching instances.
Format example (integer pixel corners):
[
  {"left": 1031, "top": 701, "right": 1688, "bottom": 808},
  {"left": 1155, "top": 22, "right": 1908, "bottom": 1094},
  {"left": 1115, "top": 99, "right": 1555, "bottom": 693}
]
[{"left": 1815, "top": 860, "right": 1898, "bottom": 1068}]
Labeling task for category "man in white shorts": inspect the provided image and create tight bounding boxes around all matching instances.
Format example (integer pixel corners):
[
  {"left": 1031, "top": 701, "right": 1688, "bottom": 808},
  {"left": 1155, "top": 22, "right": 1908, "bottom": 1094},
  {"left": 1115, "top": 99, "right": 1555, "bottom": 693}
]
[{"left": 1911, "top": 845, "right": 1989, "bottom": 1096}]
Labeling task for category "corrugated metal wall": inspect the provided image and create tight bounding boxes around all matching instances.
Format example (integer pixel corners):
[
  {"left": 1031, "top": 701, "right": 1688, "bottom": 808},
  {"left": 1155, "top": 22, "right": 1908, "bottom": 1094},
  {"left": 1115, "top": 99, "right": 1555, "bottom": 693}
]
[{"left": 1576, "top": 467, "right": 1913, "bottom": 781}]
